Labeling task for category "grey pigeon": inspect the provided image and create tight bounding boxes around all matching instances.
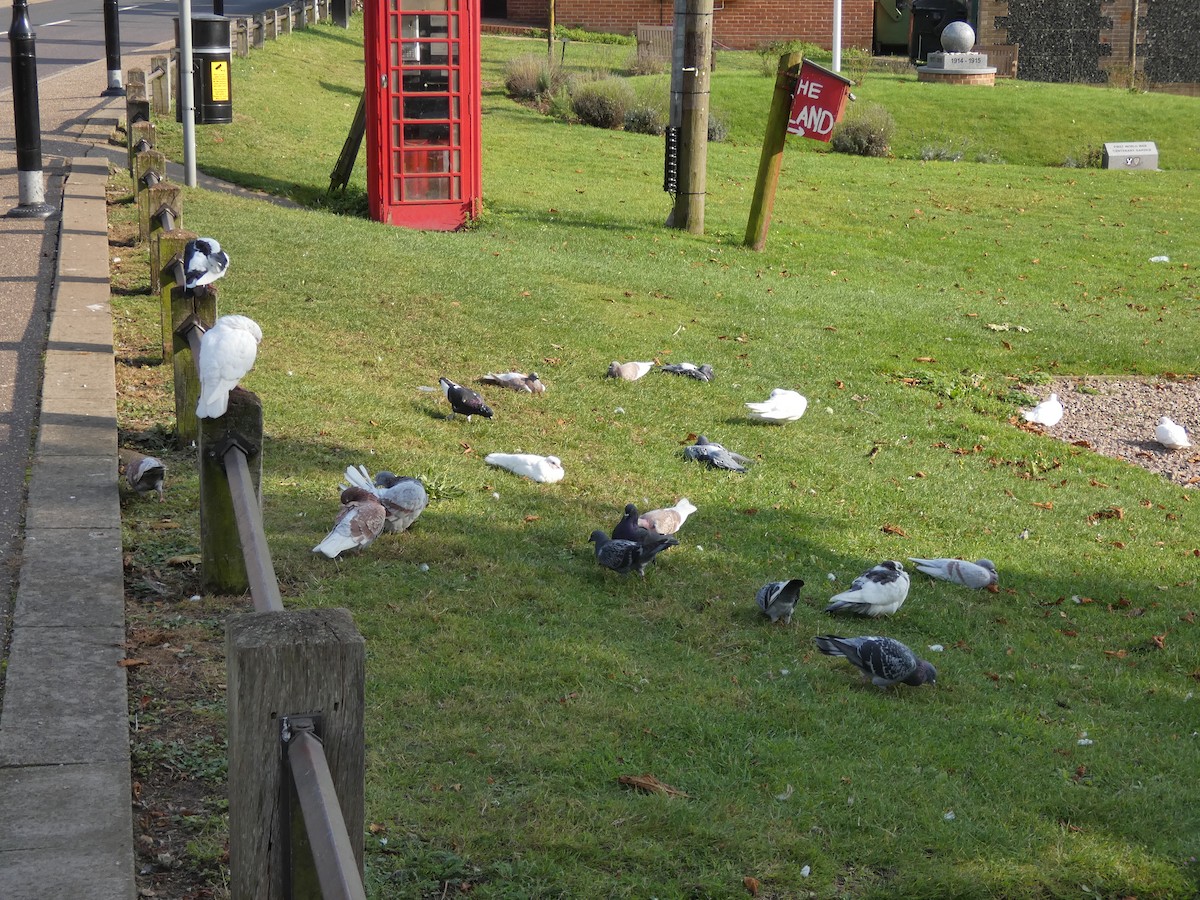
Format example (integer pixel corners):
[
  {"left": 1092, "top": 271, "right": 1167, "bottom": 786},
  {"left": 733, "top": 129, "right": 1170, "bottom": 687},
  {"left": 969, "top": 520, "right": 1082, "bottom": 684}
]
[
  {"left": 756, "top": 578, "right": 805, "bottom": 625},
  {"left": 825, "top": 560, "right": 910, "bottom": 617},
  {"left": 589, "top": 529, "right": 674, "bottom": 577},
  {"left": 342, "top": 465, "right": 428, "bottom": 533},
  {"left": 908, "top": 557, "right": 998, "bottom": 589},
  {"left": 121, "top": 449, "right": 166, "bottom": 501},
  {"left": 313, "top": 486, "right": 387, "bottom": 558},
  {"left": 479, "top": 371, "right": 546, "bottom": 394},
  {"left": 612, "top": 503, "right": 679, "bottom": 562},
  {"left": 660, "top": 362, "right": 714, "bottom": 382},
  {"left": 183, "top": 237, "right": 230, "bottom": 290},
  {"left": 683, "top": 435, "right": 751, "bottom": 472},
  {"left": 813, "top": 634, "right": 937, "bottom": 688},
  {"left": 439, "top": 376, "right": 493, "bottom": 420},
  {"left": 638, "top": 498, "right": 697, "bottom": 536}
]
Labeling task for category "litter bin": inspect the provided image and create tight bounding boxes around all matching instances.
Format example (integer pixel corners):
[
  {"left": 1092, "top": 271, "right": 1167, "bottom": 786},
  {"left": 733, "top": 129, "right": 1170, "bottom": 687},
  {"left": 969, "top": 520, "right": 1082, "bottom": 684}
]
[
  {"left": 176, "top": 15, "right": 233, "bottom": 124},
  {"left": 908, "top": 0, "right": 969, "bottom": 63}
]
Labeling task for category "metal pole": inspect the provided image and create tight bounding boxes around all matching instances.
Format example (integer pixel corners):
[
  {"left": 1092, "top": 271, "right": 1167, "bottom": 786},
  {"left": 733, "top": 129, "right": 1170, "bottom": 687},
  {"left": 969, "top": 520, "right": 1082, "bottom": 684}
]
[
  {"left": 102, "top": 0, "right": 126, "bottom": 95},
  {"left": 6, "top": 0, "right": 55, "bottom": 219},
  {"left": 212, "top": 0, "right": 223, "bottom": 17},
  {"left": 177, "top": 0, "right": 198, "bottom": 186},
  {"left": 832, "top": 0, "right": 842, "bottom": 72}
]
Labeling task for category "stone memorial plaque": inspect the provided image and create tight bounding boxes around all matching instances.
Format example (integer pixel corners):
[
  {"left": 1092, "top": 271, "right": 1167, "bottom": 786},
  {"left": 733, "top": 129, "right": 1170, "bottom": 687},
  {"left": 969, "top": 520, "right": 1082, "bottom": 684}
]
[{"left": 1103, "top": 142, "right": 1159, "bottom": 170}]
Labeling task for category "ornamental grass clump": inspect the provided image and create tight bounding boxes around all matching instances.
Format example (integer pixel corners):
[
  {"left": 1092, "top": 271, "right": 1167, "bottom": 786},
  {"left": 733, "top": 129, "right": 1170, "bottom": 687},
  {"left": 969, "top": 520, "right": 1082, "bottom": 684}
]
[
  {"left": 504, "top": 53, "right": 564, "bottom": 102},
  {"left": 571, "top": 76, "right": 635, "bottom": 129},
  {"left": 830, "top": 101, "right": 894, "bottom": 157}
]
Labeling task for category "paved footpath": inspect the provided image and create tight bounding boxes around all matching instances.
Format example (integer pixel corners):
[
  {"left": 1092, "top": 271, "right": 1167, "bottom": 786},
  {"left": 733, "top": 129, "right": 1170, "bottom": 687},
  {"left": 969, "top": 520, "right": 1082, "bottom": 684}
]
[{"left": 0, "top": 49, "right": 172, "bottom": 900}]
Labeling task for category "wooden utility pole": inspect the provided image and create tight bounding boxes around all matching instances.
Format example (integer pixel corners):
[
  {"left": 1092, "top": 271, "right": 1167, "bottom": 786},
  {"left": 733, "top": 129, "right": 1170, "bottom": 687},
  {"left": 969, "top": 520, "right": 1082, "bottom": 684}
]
[
  {"left": 547, "top": 0, "right": 556, "bottom": 62},
  {"left": 744, "top": 52, "right": 801, "bottom": 251},
  {"left": 667, "top": 0, "right": 713, "bottom": 234}
]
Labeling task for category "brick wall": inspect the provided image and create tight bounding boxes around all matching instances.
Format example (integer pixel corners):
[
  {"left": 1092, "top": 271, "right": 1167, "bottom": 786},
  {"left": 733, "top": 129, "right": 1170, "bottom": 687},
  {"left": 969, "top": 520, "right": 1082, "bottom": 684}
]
[{"left": 505, "top": 0, "right": 874, "bottom": 51}]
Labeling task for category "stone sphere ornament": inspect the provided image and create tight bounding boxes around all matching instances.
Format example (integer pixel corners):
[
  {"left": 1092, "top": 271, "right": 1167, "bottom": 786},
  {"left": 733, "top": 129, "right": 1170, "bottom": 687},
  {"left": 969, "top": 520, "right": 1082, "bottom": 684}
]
[{"left": 940, "top": 21, "right": 976, "bottom": 53}]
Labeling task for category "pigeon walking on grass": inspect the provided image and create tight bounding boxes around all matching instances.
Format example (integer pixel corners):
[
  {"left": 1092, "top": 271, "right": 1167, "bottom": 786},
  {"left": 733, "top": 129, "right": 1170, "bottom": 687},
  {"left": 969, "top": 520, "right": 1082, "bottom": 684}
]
[
  {"left": 612, "top": 503, "right": 679, "bottom": 560},
  {"left": 908, "top": 557, "right": 998, "bottom": 589},
  {"left": 1155, "top": 416, "right": 1191, "bottom": 451},
  {"left": 660, "top": 362, "right": 714, "bottom": 382},
  {"left": 440, "top": 377, "right": 493, "bottom": 421},
  {"left": 312, "top": 486, "right": 387, "bottom": 558},
  {"left": 813, "top": 634, "right": 937, "bottom": 688},
  {"left": 196, "top": 314, "right": 262, "bottom": 419},
  {"left": 1021, "top": 393, "right": 1064, "bottom": 427},
  {"left": 824, "top": 560, "right": 910, "bottom": 617},
  {"left": 756, "top": 578, "right": 805, "bottom": 625},
  {"left": 746, "top": 388, "right": 807, "bottom": 424},
  {"left": 607, "top": 361, "right": 654, "bottom": 381},
  {"left": 121, "top": 450, "right": 166, "bottom": 502},
  {"left": 183, "top": 237, "right": 230, "bottom": 290},
  {"left": 484, "top": 452, "right": 564, "bottom": 483},
  {"left": 342, "top": 465, "right": 428, "bottom": 533},
  {"left": 479, "top": 371, "right": 546, "bottom": 394},
  {"left": 683, "top": 435, "right": 751, "bottom": 473},
  {"left": 637, "top": 498, "right": 697, "bottom": 536},
  {"left": 589, "top": 528, "right": 674, "bottom": 577}
]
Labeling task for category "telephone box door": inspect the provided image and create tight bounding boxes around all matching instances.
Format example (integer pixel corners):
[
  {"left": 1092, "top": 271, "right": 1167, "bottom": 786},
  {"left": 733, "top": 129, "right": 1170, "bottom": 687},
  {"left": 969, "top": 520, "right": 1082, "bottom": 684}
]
[{"left": 365, "top": 0, "right": 481, "bottom": 230}]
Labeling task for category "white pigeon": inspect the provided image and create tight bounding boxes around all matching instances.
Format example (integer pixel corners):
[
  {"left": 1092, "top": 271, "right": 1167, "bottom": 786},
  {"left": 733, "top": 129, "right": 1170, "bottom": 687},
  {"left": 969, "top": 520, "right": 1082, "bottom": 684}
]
[
  {"left": 183, "top": 237, "right": 230, "bottom": 290},
  {"left": 484, "top": 452, "right": 565, "bottom": 484},
  {"left": 745, "top": 388, "right": 808, "bottom": 424},
  {"left": 1021, "top": 392, "right": 1063, "bottom": 427},
  {"left": 825, "top": 560, "right": 910, "bottom": 617},
  {"left": 637, "top": 498, "right": 697, "bottom": 536},
  {"left": 196, "top": 315, "right": 262, "bottom": 419},
  {"left": 1155, "top": 416, "right": 1191, "bottom": 451},
  {"left": 756, "top": 578, "right": 805, "bottom": 625},
  {"left": 908, "top": 557, "right": 998, "bottom": 589},
  {"left": 341, "top": 465, "right": 428, "bottom": 533},
  {"left": 606, "top": 361, "right": 654, "bottom": 381},
  {"left": 312, "top": 486, "right": 386, "bottom": 558}
]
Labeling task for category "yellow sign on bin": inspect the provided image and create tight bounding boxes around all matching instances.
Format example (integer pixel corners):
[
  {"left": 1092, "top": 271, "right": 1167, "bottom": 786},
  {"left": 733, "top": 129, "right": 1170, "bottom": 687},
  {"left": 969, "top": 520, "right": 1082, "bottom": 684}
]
[{"left": 210, "top": 60, "right": 229, "bottom": 102}]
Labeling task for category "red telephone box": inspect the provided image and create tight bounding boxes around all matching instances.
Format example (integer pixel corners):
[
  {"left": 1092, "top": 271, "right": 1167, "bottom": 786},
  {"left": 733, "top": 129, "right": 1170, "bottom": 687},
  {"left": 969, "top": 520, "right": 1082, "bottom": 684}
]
[{"left": 363, "top": 0, "right": 482, "bottom": 230}]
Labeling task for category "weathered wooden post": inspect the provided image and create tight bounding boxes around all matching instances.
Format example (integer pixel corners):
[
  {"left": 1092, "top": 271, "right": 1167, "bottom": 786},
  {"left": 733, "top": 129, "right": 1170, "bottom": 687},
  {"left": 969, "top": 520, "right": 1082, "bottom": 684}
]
[
  {"left": 281, "top": 5, "right": 293, "bottom": 36},
  {"left": 150, "top": 55, "right": 172, "bottom": 116},
  {"left": 667, "top": 0, "right": 713, "bottom": 235},
  {"left": 147, "top": 182, "right": 183, "bottom": 249},
  {"left": 744, "top": 52, "right": 801, "bottom": 252},
  {"left": 134, "top": 149, "right": 166, "bottom": 241},
  {"left": 125, "top": 75, "right": 151, "bottom": 174},
  {"left": 253, "top": 13, "right": 267, "bottom": 49},
  {"left": 197, "top": 387, "right": 261, "bottom": 592},
  {"left": 227, "top": 608, "right": 366, "bottom": 899}
]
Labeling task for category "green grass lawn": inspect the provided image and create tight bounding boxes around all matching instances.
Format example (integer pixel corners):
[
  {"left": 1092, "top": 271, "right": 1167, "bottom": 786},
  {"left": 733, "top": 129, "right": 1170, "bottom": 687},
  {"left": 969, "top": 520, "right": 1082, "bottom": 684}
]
[{"left": 115, "top": 19, "right": 1200, "bottom": 900}]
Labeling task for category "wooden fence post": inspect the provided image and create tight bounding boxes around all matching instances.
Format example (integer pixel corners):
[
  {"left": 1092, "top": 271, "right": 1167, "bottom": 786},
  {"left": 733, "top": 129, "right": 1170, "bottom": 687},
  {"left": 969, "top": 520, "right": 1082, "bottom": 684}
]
[
  {"left": 125, "top": 78, "right": 151, "bottom": 174},
  {"left": 198, "top": 387, "right": 262, "bottom": 592},
  {"left": 150, "top": 54, "right": 172, "bottom": 116},
  {"left": 147, "top": 182, "right": 183, "bottom": 250},
  {"left": 227, "top": 608, "right": 366, "bottom": 899},
  {"left": 253, "top": 13, "right": 267, "bottom": 49},
  {"left": 743, "top": 52, "right": 802, "bottom": 252},
  {"left": 134, "top": 149, "right": 166, "bottom": 241},
  {"left": 281, "top": 5, "right": 293, "bottom": 36}
]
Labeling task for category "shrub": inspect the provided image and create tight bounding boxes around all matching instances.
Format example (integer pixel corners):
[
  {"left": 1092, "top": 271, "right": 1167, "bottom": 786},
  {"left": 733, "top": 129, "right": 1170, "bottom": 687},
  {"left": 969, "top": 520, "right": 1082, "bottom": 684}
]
[
  {"left": 504, "top": 54, "right": 564, "bottom": 102},
  {"left": 571, "top": 77, "right": 635, "bottom": 129},
  {"left": 1062, "top": 145, "right": 1104, "bottom": 168},
  {"left": 920, "top": 144, "right": 964, "bottom": 162},
  {"left": 707, "top": 112, "right": 729, "bottom": 143},
  {"left": 626, "top": 52, "right": 667, "bottom": 77},
  {"left": 829, "top": 102, "right": 894, "bottom": 157},
  {"left": 624, "top": 104, "right": 665, "bottom": 135}
]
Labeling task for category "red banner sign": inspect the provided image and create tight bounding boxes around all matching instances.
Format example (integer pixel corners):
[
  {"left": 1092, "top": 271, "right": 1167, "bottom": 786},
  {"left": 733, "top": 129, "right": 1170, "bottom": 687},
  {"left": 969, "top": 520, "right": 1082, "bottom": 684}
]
[{"left": 786, "top": 59, "right": 854, "bottom": 143}]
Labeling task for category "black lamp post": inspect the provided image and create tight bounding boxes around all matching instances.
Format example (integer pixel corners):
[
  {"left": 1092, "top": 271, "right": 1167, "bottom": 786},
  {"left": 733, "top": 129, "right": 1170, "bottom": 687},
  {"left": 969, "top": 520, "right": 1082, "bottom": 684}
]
[
  {"left": 7, "top": 0, "right": 55, "bottom": 219},
  {"left": 102, "top": 0, "right": 126, "bottom": 95}
]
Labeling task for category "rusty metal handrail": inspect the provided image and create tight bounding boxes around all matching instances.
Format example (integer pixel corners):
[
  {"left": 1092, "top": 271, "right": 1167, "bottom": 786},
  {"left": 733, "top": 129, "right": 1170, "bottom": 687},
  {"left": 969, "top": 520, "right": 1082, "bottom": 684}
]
[{"left": 286, "top": 722, "right": 367, "bottom": 900}]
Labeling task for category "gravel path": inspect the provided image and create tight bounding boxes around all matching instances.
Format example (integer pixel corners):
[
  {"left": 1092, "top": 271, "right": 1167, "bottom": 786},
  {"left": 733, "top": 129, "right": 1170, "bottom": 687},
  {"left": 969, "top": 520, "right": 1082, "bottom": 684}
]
[{"left": 1022, "top": 376, "right": 1200, "bottom": 488}]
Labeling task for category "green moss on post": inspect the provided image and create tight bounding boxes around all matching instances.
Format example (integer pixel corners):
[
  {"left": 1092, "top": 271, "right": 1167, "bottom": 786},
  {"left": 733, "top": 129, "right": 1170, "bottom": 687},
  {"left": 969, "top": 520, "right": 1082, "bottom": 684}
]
[{"left": 199, "top": 388, "right": 263, "bottom": 594}]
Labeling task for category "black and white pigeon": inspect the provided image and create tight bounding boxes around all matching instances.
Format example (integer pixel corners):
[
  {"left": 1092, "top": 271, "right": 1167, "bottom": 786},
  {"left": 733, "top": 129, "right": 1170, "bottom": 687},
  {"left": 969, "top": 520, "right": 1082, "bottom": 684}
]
[
  {"left": 121, "top": 449, "right": 166, "bottom": 502},
  {"left": 824, "top": 560, "right": 910, "bottom": 617},
  {"left": 908, "top": 557, "right": 998, "bottom": 590},
  {"left": 660, "top": 362, "right": 714, "bottom": 382},
  {"left": 479, "top": 371, "right": 546, "bottom": 394},
  {"left": 612, "top": 503, "right": 679, "bottom": 561},
  {"left": 312, "top": 486, "right": 387, "bottom": 558},
  {"left": 341, "top": 465, "right": 428, "bottom": 533},
  {"left": 756, "top": 578, "right": 805, "bottom": 625},
  {"left": 183, "top": 237, "right": 230, "bottom": 290},
  {"left": 683, "top": 435, "right": 751, "bottom": 472},
  {"left": 813, "top": 634, "right": 937, "bottom": 688},
  {"left": 439, "top": 376, "right": 493, "bottom": 421}
]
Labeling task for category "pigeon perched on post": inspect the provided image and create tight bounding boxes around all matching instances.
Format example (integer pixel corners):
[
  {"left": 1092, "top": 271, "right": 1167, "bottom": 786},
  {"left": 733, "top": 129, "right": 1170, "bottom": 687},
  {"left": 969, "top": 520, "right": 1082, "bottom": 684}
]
[
  {"left": 813, "top": 635, "right": 937, "bottom": 688},
  {"left": 588, "top": 529, "right": 674, "bottom": 577},
  {"left": 824, "top": 560, "right": 910, "bottom": 617},
  {"left": 908, "top": 557, "right": 998, "bottom": 589},
  {"left": 756, "top": 578, "right": 805, "bottom": 625},
  {"left": 121, "top": 450, "right": 166, "bottom": 502},
  {"left": 612, "top": 503, "right": 679, "bottom": 562},
  {"left": 637, "top": 498, "right": 697, "bottom": 536},
  {"left": 659, "top": 362, "right": 714, "bottom": 381},
  {"left": 683, "top": 435, "right": 751, "bottom": 473},
  {"left": 439, "top": 376, "right": 493, "bottom": 420},
  {"left": 196, "top": 314, "right": 262, "bottom": 419},
  {"left": 745, "top": 388, "right": 808, "bottom": 424},
  {"left": 606, "top": 360, "right": 654, "bottom": 381},
  {"left": 312, "top": 486, "right": 387, "bottom": 558},
  {"left": 1155, "top": 416, "right": 1191, "bottom": 451},
  {"left": 1021, "top": 393, "right": 1064, "bottom": 427},
  {"left": 183, "top": 237, "right": 230, "bottom": 290},
  {"left": 478, "top": 371, "right": 546, "bottom": 394},
  {"left": 341, "top": 465, "right": 428, "bottom": 533},
  {"left": 484, "top": 452, "right": 564, "bottom": 483}
]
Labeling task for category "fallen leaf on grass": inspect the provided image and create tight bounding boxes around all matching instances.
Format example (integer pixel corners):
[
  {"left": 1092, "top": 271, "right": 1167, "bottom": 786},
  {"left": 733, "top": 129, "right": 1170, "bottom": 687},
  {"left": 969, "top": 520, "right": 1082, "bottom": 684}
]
[
  {"left": 618, "top": 773, "right": 690, "bottom": 798},
  {"left": 119, "top": 658, "right": 150, "bottom": 668},
  {"left": 881, "top": 523, "right": 908, "bottom": 536},
  {"left": 165, "top": 554, "right": 201, "bottom": 566},
  {"left": 1032, "top": 501, "right": 1055, "bottom": 510},
  {"left": 743, "top": 876, "right": 760, "bottom": 896},
  {"left": 1087, "top": 507, "right": 1124, "bottom": 524}
]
